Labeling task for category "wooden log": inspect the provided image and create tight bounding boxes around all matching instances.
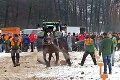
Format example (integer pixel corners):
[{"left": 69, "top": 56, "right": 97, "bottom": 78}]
[{"left": 60, "top": 60, "right": 66, "bottom": 65}]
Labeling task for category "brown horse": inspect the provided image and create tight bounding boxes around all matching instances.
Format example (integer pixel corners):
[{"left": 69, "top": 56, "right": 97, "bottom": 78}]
[{"left": 42, "top": 34, "right": 71, "bottom": 67}]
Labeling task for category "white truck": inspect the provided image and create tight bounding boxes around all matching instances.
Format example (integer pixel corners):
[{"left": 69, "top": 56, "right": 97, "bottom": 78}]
[
  {"left": 61, "top": 26, "right": 86, "bottom": 34},
  {"left": 21, "top": 28, "right": 42, "bottom": 35}
]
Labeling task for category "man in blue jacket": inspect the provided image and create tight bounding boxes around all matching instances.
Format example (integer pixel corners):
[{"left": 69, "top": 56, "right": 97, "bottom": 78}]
[{"left": 23, "top": 34, "right": 30, "bottom": 52}]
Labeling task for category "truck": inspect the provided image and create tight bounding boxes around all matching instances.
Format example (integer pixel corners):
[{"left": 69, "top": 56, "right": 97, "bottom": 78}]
[
  {"left": 21, "top": 28, "right": 42, "bottom": 35},
  {"left": 1, "top": 27, "right": 20, "bottom": 34},
  {"left": 61, "top": 26, "right": 86, "bottom": 34}
]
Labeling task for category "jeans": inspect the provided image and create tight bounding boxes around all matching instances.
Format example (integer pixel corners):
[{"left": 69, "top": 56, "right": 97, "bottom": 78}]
[
  {"left": 111, "top": 48, "right": 115, "bottom": 66},
  {"left": 68, "top": 43, "right": 72, "bottom": 52},
  {"left": 96, "top": 43, "right": 99, "bottom": 51},
  {"left": 0, "top": 44, "right": 3, "bottom": 52},
  {"left": 5, "top": 43, "right": 10, "bottom": 53},
  {"left": 23, "top": 44, "right": 29, "bottom": 52},
  {"left": 102, "top": 54, "right": 112, "bottom": 74}
]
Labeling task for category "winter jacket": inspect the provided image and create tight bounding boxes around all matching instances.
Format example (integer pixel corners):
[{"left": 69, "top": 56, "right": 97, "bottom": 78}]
[
  {"left": 29, "top": 33, "right": 35, "bottom": 43},
  {"left": 63, "top": 36, "right": 68, "bottom": 41},
  {"left": 67, "top": 35, "right": 72, "bottom": 44},
  {"left": 23, "top": 36, "right": 30, "bottom": 44},
  {"left": 117, "top": 36, "right": 120, "bottom": 44},
  {"left": 111, "top": 37, "right": 117, "bottom": 48},
  {"left": 77, "top": 38, "right": 95, "bottom": 52},
  {"left": 72, "top": 36, "right": 77, "bottom": 46},
  {"left": 4, "top": 34, "right": 10, "bottom": 44},
  {"left": 10, "top": 38, "right": 21, "bottom": 50},
  {"left": 77, "top": 34, "right": 84, "bottom": 41},
  {"left": 99, "top": 36, "right": 113, "bottom": 55},
  {"left": 4, "top": 35, "right": 9, "bottom": 40},
  {"left": 0, "top": 37, "right": 3, "bottom": 44}
]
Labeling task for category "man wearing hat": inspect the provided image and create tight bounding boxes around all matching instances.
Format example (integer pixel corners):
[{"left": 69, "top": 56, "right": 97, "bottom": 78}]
[{"left": 99, "top": 32, "right": 113, "bottom": 74}]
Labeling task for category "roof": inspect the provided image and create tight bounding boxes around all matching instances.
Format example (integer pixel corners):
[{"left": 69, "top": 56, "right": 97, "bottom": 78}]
[{"left": 43, "top": 22, "right": 59, "bottom": 25}]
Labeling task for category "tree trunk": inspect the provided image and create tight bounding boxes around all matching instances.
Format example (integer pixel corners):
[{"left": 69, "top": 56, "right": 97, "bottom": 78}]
[
  {"left": 4, "top": 0, "right": 9, "bottom": 27},
  {"left": 27, "top": 4, "right": 32, "bottom": 28}
]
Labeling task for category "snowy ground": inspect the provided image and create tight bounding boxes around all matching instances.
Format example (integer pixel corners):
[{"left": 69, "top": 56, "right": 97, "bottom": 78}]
[{"left": 0, "top": 50, "right": 120, "bottom": 80}]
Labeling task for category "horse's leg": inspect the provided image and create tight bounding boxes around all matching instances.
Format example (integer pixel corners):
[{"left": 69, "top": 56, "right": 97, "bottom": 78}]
[
  {"left": 62, "top": 49, "right": 71, "bottom": 66},
  {"left": 43, "top": 51, "right": 50, "bottom": 67},
  {"left": 55, "top": 51, "right": 59, "bottom": 66},
  {"left": 48, "top": 53, "right": 52, "bottom": 66},
  {"left": 48, "top": 53, "right": 52, "bottom": 61}
]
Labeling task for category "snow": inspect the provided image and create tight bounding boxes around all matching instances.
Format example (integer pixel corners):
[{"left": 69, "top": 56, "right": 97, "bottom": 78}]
[
  {"left": 0, "top": 51, "right": 120, "bottom": 80},
  {"left": 35, "top": 51, "right": 120, "bottom": 80},
  {"left": 0, "top": 52, "right": 33, "bottom": 58}
]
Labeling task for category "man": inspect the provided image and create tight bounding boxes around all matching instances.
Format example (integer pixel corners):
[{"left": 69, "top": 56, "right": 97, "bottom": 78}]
[
  {"left": 23, "top": 34, "right": 30, "bottom": 52},
  {"left": 67, "top": 32, "right": 72, "bottom": 52},
  {"left": 72, "top": 33, "right": 77, "bottom": 51},
  {"left": 63, "top": 32, "right": 68, "bottom": 41},
  {"left": 77, "top": 35, "right": 97, "bottom": 66},
  {"left": 29, "top": 32, "right": 35, "bottom": 52},
  {"left": 99, "top": 32, "right": 113, "bottom": 74},
  {"left": 108, "top": 32, "right": 117, "bottom": 66},
  {"left": 10, "top": 34, "right": 21, "bottom": 67},
  {"left": 117, "top": 33, "right": 120, "bottom": 51},
  {"left": 0, "top": 34, "right": 3, "bottom": 52},
  {"left": 4, "top": 33, "right": 10, "bottom": 53},
  {"left": 77, "top": 33, "right": 84, "bottom": 51}
]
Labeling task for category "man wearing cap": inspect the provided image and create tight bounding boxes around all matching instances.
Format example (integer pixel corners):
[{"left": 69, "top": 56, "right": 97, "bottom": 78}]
[
  {"left": 99, "top": 32, "right": 113, "bottom": 74},
  {"left": 10, "top": 34, "right": 21, "bottom": 67}
]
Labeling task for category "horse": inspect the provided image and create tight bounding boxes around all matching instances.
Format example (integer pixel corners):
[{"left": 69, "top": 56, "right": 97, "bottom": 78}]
[{"left": 42, "top": 33, "right": 71, "bottom": 67}]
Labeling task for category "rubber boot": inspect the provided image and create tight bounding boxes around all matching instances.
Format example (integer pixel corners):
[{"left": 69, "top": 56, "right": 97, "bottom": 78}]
[
  {"left": 12, "top": 56, "right": 16, "bottom": 67},
  {"left": 16, "top": 58, "right": 20, "bottom": 66}
]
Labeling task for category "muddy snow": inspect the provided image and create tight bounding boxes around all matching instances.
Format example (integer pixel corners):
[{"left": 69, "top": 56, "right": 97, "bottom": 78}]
[{"left": 0, "top": 50, "right": 120, "bottom": 80}]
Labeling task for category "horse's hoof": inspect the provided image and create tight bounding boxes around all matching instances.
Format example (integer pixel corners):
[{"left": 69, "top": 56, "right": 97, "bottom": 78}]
[
  {"left": 47, "top": 65, "right": 51, "bottom": 67},
  {"left": 54, "top": 63, "right": 59, "bottom": 66},
  {"left": 68, "top": 63, "right": 71, "bottom": 66},
  {"left": 45, "top": 65, "right": 50, "bottom": 68}
]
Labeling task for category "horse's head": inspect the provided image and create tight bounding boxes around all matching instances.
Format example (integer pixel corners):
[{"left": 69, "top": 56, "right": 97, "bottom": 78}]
[{"left": 44, "top": 32, "right": 54, "bottom": 44}]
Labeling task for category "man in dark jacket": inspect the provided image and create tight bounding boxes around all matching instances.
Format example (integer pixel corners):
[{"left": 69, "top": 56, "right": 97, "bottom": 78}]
[
  {"left": 10, "top": 34, "right": 21, "bottom": 67},
  {"left": 99, "top": 32, "right": 113, "bottom": 74},
  {"left": 23, "top": 34, "right": 30, "bottom": 52},
  {"left": 72, "top": 33, "right": 77, "bottom": 51}
]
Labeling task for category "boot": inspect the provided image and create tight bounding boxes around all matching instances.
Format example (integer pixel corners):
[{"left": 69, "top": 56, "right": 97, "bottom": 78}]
[
  {"left": 66, "top": 59, "right": 71, "bottom": 66},
  {"left": 12, "top": 56, "right": 16, "bottom": 67},
  {"left": 16, "top": 58, "right": 20, "bottom": 66}
]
